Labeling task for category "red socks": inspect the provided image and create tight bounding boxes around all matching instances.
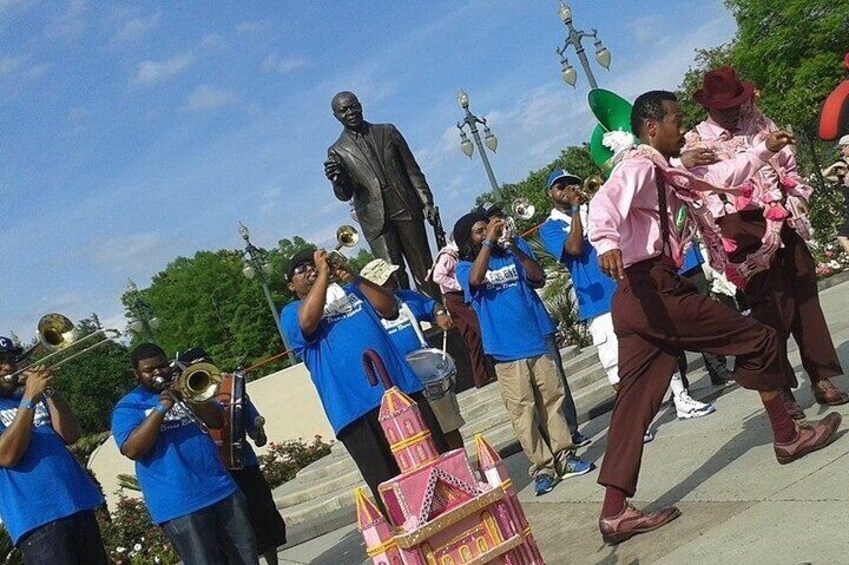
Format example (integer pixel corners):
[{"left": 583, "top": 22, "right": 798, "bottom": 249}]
[
  {"left": 763, "top": 394, "right": 797, "bottom": 444},
  {"left": 602, "top": 486, "right": 627, "bottom": 518}
]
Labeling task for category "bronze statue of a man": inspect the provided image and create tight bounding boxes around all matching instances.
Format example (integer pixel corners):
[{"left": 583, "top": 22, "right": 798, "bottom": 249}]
[{"left": 324, "top": 91, "right": 439, "bottom": 295}]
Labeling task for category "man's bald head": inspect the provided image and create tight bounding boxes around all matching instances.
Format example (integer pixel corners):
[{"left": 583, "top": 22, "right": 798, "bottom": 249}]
[{"left": 331, "top": 91, "right": 364, "bottom": 132}]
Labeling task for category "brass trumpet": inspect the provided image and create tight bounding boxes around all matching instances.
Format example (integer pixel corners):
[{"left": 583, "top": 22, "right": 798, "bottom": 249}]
[
  {"left": 576, "top": 175, "right": 604, "bottom": 201},
  {"left": 6, "top": 313, "right": 121, "bottom": 384},
  {"left": 327, "top": 224, "right": 359, "bottom": 268}
]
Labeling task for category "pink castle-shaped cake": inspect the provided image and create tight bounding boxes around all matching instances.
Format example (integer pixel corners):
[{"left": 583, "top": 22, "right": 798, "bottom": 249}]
[{"left": 356, "top": 350, "right": 545, "bottom": 564}]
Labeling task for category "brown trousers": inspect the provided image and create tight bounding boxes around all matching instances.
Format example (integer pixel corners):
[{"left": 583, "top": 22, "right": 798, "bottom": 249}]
[
  {"left": 443, "top": 291, "right": 496, "bottom": 388},
  {"left": 719, "top": 211, "right": 843, "bottom": 388},
  {"left": 598, "top": 257, "right": 785, "bottom": 496}
]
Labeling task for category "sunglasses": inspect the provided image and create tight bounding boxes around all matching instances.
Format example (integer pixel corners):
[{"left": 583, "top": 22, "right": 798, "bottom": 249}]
[{"left": 292, "top": 262, "right": 315, "bottom": 277}]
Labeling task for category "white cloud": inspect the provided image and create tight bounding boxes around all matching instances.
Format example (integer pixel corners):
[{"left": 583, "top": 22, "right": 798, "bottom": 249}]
[
  {"left": 261, "top": 53, "right": 308, "bottom": 75},
  {"left": 112, "top": 11, "right": 160, "bottom": 44},
  {"left": 185, "top": 85, "right": 236, "bottom": 111},
  {"left": 133, "top": 53, "right": 195, "bottom": 85},
  {"left": 236, "top": 20, "right": 268, "bottom": 35},
  {"left": 0, "top": 53, "right": 27, "bottom": 76},
  {"left": 628, "top": 15, "right": 663, "bottom": 44},
  {"left": 94, "top": 232, "right": 165, "bottom": 268},
  {"left": 201, "top": 33, "right": 226, "bottom": 51}
]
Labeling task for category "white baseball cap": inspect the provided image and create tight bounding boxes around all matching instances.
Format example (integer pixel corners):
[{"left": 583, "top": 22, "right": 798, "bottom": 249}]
[
  {"left": 359, "top": 258, "right": 400, "bottom": 286},
  {"left": 838, "top": 134, "right": 849, "bottom": 147}
]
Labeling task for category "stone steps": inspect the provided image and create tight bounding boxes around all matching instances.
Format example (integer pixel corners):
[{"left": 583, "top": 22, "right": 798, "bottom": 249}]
[{"left": 276, "top": 348, "right": 708, "bottom": 548}]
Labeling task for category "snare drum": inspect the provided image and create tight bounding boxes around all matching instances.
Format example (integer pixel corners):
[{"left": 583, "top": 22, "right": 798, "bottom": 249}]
[
  {"left": 405, "top": 348, "right": 456, "bottom": 399},
  {"left": 209, "top": 372, "right": 246, "bottom": 470}
]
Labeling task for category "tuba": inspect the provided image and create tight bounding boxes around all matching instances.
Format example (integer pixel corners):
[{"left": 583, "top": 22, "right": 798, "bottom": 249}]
[
  {"left": 587, "top": 88, "right": 636, "bottom": 178},
  {"left": 327, "top": 224, "right": 359, "bottom": 268}
]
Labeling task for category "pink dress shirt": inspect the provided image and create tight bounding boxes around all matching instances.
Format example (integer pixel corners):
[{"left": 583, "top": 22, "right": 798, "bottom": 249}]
[
  {"left": 430, "top": 242, "right": 462, "bottom": 294},
  {"left": 684, "top": 107, "right": 813, "bottom": 220},
  {"left": 588, "top": 143, "right": 776, "bottom": 269}
]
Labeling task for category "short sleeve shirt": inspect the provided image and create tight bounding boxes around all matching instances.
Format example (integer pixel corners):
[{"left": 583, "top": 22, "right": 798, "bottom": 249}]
[
  {"left": 280, "top": 283, "right": 424, "bottom": 435},
  {"left": 0, "top": 394, "right": 104, "bottom": 543},
  {"left": 540, "top": 215, "right": 617, "bottom": 321},
  {"left": 456, "top": 247, "right": 556, "bottom": 362},
  {"left": 111, "top": 386, "right": 237, "bottom": 524}
]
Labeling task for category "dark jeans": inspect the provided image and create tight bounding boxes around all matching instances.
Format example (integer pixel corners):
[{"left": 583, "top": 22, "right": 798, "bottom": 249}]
[
  {"left": 17, "top": 509, "right": 107, "bottom": 565},
  {"left": 162, "top": 492, "right": 258, "bottom": 565}
]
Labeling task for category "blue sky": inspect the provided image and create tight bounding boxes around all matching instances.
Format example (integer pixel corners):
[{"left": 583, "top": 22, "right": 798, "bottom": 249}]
[{"left": 0, "top": 0, "right": 736, "bottom": 339}]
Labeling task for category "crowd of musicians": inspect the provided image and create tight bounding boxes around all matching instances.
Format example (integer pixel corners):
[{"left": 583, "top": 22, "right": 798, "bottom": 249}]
[{"left": 1, "top": 65, "right": 848, "bottom": 564}]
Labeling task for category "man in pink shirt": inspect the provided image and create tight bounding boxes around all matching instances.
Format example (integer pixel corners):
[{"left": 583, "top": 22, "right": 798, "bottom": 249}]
[
  {"left": 684, "top": 66, "right": 848, "bottom": 416},
  {"left": 587, "top": 90, "right": 842, "bottom": 544}
]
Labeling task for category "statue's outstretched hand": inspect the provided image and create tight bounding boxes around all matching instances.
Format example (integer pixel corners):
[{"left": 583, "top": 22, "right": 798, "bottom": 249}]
[{"left": 323, "top": 157, "right": 345, "bottom": 182}]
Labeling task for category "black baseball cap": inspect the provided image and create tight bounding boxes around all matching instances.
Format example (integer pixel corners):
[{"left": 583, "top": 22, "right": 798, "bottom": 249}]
[
  {"left": 287, "top": 248, "right": 317, "bottom": 280},
  {"left": 0, "top": 336, "right": 23, "bottom": 357},
  {"left": 177, "top": 347, "right": 211, "bottom": 365}
]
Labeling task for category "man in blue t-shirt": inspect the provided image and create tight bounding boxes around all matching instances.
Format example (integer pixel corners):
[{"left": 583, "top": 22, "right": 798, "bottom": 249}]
[
  {"left": 111, "top": 343, "right": 258, "bottom": 565},
  {"left": 0, "top": 336, "right": 107, "bottom": 563},
  {"left": 281, "top": 248, "right": 448, "bottom": 505},
  {"left": 453, "top": 212, "right": 594, "bottom": 496},
  {"left": 541, "top": 169, "right": 714, "bottom": 422},
  {"left": 359, "top": 258, "right": 466, "bottom": 451}
]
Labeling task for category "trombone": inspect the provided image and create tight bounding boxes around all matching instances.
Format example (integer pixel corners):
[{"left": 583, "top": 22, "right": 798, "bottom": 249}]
[
  {"left": 6, "top": 313, "right": 121, "bottom": 383},
  {"left": 158, "top": 359, "right": 224, "bottom": 434}
]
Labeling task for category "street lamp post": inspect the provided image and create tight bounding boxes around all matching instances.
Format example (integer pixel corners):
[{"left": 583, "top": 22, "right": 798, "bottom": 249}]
[
  {"left": 125, "top": 279, "right": 160, "bottom": 342},
  {"left": 238, "top": 222, "right": 297, "bottom": 365},
  {"left": 555, "top": 2, "right": 611, "bottom": 90},
  {"left": 456, "top": 89, "right": 503, "bottom": 203}
]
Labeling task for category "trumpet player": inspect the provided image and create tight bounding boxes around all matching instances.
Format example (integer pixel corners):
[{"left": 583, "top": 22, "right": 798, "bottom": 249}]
[
  {"left": 281, "top": 248, "right": 448, "bottom": 509},
  {"left": 0, "top": 336, "right": 108, "bottom": 564},
  {"left": 453, "top": 212, "right": 594, "bottom": 497},
  {"left": 821, "top": 134, "right": 849, "bottom": 256},
  {"left": 111, "top": 343, "right": 258, "bottom": 565}
]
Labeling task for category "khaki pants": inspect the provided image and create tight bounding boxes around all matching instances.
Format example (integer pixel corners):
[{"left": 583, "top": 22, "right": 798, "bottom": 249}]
[{"left": 494, "top": 353, "right": 575, "bottom": 477}]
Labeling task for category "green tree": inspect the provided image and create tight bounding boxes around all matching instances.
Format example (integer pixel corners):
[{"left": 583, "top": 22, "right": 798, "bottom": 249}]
[{"left": 51, "top": 315, "right": 135, "bottom": 435}]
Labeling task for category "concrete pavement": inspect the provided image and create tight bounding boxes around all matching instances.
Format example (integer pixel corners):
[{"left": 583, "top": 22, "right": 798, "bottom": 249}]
[{"left": 277, "top": 276, "right": 849, "bottom": 565}]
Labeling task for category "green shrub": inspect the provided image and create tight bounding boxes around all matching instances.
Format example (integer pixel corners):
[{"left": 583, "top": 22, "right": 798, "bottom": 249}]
[
  {"left": 258, "top": 435, "right": 333, "bottom": 489},
  {"left": 98, "top": 493, "right": 178, "bottom": 565}
]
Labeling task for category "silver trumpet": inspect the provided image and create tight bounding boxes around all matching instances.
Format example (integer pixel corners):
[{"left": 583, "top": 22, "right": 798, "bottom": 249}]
[{"left": 499, "top": 198, "right": 536, "bottom": 247}]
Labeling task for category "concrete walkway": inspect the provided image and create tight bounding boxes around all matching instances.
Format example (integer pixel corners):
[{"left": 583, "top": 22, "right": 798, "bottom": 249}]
[{"left": 278, "top": 277, "right": 849, "bottom": 565}]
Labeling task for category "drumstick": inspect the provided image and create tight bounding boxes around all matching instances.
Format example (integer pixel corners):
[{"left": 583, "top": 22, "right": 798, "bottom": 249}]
[{"left": 441, "top": 330, "right": 448, "bottom": 360}]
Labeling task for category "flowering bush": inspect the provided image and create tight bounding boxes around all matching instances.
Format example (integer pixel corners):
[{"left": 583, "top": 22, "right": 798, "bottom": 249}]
[
  {"left": 258, "top": 435, "right": 334, "bottom": 489},
  {"left": 808, "top": 239, "right": 849, "bottom": 279},
  {"left": 98, "top": 493, "right": 178, "bottom": 565}
]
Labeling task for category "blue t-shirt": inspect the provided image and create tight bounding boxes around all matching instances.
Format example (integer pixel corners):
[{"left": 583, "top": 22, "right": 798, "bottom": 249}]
[
  {"left": 539, "top": 215, "right": 617, "bottom": 321},
  {"left": 456, "top": 244, "right": 556, "bottom": 362},
  {"left": 280, "top": 283, "right": 424, "bottom": 435},
  {"left": 678, "top": 244, "right": 704, "bottom": 276},
  {"left": 0, "top": 394, "right": 103, "bottom": 543},
  {"left": 383, "top": 289, "right": 436, "bottom": 356},
  {"left": 111, "top": 386, "right": 238, "bottom": 524}
]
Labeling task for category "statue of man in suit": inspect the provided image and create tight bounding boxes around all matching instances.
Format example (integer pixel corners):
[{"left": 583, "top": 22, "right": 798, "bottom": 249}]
[{"left": 324, "top": 91, "right": 439, "bottom": 296}]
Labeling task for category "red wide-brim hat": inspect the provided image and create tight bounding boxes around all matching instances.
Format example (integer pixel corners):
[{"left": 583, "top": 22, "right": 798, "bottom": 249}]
[{"left": 693, "top": 66, "right": 755, "bottom": 110}]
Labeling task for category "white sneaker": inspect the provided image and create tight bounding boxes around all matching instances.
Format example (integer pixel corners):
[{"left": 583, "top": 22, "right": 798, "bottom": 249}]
[{"left": 674, "top": 391, "right": 716, "bottom": 420}]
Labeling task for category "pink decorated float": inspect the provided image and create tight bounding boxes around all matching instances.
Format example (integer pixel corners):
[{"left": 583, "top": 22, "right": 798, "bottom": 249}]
[{"left": 355, "top": 350, "right": 544, "bottom": 564}]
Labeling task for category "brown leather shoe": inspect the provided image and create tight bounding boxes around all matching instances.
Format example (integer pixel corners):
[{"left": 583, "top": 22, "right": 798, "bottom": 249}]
[
  {"left": 774, "top": 412, "right": 842, "bottom": 465},
  {"left": 780, "top": 388, "right": 805, "bottom": 420},
  {"left": 812, "top": 379, "right": 849, "bottom": 406},
  {"left": 598, "top": 503, "right": 681, "bottom": 545}
]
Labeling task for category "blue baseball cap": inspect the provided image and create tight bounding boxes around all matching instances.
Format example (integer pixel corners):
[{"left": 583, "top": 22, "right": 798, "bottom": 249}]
[
  {"left": 0, "top": 336, "right": 22, "bottom": 357},
  {"left": 547, "top": 169, "right": 582, "bottom": 190}
]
